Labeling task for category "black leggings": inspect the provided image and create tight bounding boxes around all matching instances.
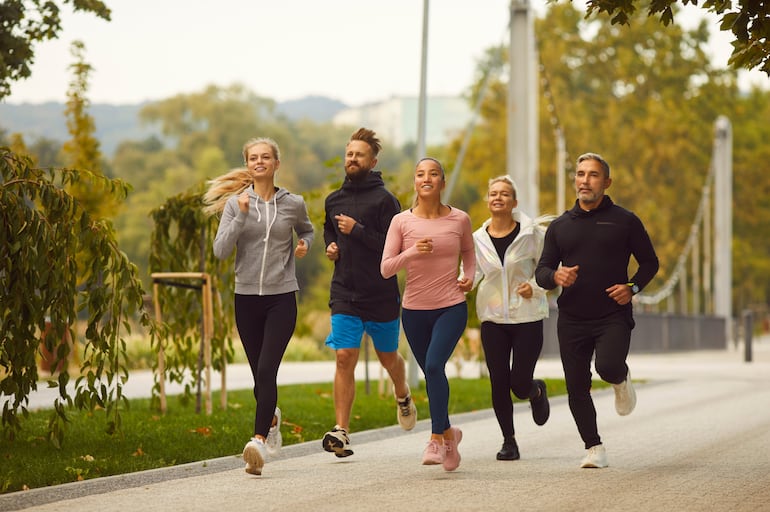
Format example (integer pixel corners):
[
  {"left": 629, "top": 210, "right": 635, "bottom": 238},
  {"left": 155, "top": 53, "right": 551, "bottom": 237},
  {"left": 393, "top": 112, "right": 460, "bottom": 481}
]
[
  {"left": 557, "top": 310, "right": 633, "bottom": 448},
  {"left": 481, "top": 320, "right": 543, "bottom": 439},
  {"left": 234, "top": 292, "right": 296, "bottom": 437}
]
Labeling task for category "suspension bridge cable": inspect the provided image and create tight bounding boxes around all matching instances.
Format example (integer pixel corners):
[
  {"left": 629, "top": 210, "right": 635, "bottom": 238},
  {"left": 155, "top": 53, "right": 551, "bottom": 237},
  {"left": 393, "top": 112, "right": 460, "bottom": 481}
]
[{"left": 635, "top": 163, "right": 715, "bottom": 306}]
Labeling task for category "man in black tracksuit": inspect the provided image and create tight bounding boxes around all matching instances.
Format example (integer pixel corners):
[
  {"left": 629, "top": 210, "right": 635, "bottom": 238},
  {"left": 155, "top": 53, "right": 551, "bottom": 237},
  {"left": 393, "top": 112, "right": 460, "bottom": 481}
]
[
  {"left": 535, "top": 152, "right": 659, "bottom": 469},
  {"left": 321, "top": 128, "right": 416, "bottom": 458}
]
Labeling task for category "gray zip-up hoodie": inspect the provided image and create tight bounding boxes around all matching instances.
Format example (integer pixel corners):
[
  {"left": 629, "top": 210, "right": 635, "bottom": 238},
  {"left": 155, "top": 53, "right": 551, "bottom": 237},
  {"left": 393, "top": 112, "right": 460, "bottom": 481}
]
[{"left": 213, "top": 185, "right": 314, "bottom": 295}]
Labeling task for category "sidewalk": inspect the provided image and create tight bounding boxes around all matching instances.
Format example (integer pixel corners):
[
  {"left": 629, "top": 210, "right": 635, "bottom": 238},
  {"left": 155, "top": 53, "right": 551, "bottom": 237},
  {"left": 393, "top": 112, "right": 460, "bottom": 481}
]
[
  {"left": 18, "top": 336, "right": 770, "bottom": 411},
  {"left": 2, "top": 338, "right": 770, "bottom": 511}
]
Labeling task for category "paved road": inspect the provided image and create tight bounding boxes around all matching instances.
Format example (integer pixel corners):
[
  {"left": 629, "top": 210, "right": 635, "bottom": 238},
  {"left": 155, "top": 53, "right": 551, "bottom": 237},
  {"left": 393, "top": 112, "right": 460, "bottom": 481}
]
[{"left": 3, "top": 340, "right": 770, "bottom": 512}]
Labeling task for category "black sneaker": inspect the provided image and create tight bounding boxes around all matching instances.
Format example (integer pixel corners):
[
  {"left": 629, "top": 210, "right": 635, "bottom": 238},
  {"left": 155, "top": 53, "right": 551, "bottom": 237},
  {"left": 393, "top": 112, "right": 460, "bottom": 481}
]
[
  {"left": 497, "top": 438, "right": 520, "bottom": 461},
  {"left": 322, "top": 426, "right": 353, "bottom": 457},
  {"left": 531, "top": 379, "right": 550, "bottom": 426}
]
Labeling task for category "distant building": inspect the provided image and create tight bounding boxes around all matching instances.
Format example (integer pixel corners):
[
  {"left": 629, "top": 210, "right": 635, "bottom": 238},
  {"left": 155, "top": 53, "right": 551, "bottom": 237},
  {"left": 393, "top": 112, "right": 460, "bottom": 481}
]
[{"left": 332, "top": 96, "right": 472, "bottom": 148}]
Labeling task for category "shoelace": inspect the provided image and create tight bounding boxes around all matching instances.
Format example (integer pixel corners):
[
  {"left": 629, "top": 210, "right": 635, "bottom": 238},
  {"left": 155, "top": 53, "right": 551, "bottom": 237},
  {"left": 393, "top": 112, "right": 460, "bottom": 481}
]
[{"left": 397, "top": 396, "right": 412, "bottom": 416}]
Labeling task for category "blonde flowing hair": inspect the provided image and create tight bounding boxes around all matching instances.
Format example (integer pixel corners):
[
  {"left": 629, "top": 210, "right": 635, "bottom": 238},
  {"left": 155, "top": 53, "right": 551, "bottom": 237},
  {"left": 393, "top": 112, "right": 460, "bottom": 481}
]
[{"left": 202, "top": 167, "right": 252, "bottom": 215}]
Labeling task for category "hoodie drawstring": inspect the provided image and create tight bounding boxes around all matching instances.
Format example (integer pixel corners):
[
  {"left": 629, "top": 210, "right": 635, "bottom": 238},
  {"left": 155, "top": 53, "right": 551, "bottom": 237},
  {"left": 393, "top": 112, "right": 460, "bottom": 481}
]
[{"left": 255, "top": 193, "right": 278, "bottom": 295}]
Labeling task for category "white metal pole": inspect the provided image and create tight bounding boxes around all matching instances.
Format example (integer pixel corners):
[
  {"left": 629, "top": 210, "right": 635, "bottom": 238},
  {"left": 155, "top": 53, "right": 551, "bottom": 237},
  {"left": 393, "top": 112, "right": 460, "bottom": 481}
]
[
  {"left": 408, "top": 0, "right": 430, "bottom": 389},
  {"left": 713, "top": 116, "right": 733, "bottom": 344},
  {"left": 508, "top": 0, "right": 538, "bottom": 216}
]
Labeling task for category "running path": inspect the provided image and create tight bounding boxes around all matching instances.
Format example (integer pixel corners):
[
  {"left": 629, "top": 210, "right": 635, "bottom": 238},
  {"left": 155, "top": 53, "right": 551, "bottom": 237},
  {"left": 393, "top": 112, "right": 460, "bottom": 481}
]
[{"left": 3, "top": 340, "right": 769, "bottom": 511}]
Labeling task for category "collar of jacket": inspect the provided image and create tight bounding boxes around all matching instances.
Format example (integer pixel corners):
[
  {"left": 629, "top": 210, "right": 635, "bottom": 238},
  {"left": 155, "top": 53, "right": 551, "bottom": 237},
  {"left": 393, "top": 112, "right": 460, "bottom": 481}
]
[{"left": 569, "top": 195, "right": 614, "bottom": 218}]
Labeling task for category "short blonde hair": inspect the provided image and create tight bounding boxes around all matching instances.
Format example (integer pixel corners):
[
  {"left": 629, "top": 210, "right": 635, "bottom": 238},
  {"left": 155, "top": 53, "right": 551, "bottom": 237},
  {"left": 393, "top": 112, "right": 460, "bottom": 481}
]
[{"left": 488, "top": 175, "right": 517, "bottom": 200}]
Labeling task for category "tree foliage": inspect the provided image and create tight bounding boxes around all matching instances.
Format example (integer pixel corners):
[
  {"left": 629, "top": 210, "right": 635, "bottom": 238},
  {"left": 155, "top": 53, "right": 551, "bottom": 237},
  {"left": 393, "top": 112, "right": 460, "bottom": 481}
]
[
  {"left": 148, "top": 189, "right": 235, "bottom": 407},
  {"left": 580, "top": 0, "right": 770, "bottom": 74},
  {"left": 0, "top": 148, "right": 153, "bottom": 445},
  {"left": 61, "top": 39, "right": 115, "bottom": 219},
  {"left": 0, "top": 0, "right": 111, "bottom": 100},
  {"left": 446, "top": 2, "right": 770, "bottom": 313}
]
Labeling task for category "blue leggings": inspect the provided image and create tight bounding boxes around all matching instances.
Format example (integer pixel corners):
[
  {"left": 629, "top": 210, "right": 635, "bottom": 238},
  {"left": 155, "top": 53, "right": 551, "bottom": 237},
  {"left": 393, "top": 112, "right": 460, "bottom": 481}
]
[{"left": 401, "top": 302, "right": 468, "bottom": 435}]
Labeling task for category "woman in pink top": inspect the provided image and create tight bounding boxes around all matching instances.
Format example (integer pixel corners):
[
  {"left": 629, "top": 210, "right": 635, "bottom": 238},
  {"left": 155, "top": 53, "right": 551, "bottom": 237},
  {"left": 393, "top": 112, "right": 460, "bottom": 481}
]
[{"left": 381, "top": 157, "right": 476, "bottom": 472}]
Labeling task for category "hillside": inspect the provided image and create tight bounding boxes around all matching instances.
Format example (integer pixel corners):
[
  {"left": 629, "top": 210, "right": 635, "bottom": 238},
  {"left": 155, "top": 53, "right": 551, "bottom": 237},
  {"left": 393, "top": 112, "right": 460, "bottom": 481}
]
[{"left": 0, "top": 96, "right": 348, "bottom": 156}]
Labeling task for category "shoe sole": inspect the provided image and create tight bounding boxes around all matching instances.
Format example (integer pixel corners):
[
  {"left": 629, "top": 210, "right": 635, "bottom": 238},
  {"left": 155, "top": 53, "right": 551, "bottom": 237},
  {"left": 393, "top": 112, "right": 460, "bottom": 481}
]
[
  {"left": 322, "top": 432, "right": 353, "bottom": 457},
  {"left": 532, "top": 380, "right": 550, "bottom": 426},
  {"left": 243, "top": 444, "right": 265, "bottom": 475}
]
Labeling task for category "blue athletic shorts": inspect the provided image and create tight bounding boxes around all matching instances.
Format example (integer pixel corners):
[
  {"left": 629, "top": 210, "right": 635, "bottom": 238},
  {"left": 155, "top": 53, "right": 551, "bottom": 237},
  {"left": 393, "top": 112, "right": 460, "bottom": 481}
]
[{"left": 325, "top": 314, "right": 400, "bottom": 352}]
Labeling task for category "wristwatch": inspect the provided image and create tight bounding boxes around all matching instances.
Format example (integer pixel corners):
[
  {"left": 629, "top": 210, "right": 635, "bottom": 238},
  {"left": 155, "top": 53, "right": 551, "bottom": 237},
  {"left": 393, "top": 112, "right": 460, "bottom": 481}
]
[{"left": 627, "top": 282, "right": 639, "bottom": 295}]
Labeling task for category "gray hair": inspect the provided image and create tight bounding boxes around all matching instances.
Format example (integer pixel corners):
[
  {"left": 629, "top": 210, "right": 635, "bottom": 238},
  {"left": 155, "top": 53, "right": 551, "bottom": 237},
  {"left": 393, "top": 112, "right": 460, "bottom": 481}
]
[{"left": 576, "top": 152, "right": 610, "bottom": 177}]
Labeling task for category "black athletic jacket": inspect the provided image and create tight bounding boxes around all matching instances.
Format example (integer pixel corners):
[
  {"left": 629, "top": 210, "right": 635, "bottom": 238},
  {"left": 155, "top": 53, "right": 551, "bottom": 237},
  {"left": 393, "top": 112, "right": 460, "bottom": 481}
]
[
  {"left": 323, "top": 171, "right": 401, "bottom": 322},
  {"left": 535, "top": 196, "right": 659, "bottom": 320}
]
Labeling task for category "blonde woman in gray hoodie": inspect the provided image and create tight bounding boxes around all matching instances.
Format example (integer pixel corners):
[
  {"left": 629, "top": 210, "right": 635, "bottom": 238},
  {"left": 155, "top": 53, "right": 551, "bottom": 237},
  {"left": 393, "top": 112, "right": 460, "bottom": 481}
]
[
  {"left": 472, "top": 175, "right": 553, "bottom": 462},
  {"left": 207, "top": 137, "right": 314, "bottom": 477}
]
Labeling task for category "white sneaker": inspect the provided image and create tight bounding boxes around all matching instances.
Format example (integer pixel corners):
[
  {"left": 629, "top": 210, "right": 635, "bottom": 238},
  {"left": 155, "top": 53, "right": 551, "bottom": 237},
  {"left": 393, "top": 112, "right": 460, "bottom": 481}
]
[
  {"left": 265, "top": 407, "right": 282, "bottom": 456},
  {"left": 243, "top": 438, "right": 267, "bottom": 475},
  {"left": 395, "top": 387, "right": 417, "bottom": 431},
  {"left": 613, "top": 370, "right": 636, "bottom": 416},
  {"left": 580, "top": 444, "right": 608, "bottom": 468},
  {"left": 322, "top": 425, "right": 353, "bottom": 457}
]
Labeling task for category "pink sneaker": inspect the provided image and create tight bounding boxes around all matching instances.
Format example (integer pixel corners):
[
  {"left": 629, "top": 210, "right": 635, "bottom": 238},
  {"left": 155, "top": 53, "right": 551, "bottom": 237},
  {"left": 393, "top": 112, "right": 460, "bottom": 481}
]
[
  {"left": 442, "top": 427, "right": 463, "bottom": 471},
  {"left": 422, "top": 439, "right": 444, "bottom": 465}
]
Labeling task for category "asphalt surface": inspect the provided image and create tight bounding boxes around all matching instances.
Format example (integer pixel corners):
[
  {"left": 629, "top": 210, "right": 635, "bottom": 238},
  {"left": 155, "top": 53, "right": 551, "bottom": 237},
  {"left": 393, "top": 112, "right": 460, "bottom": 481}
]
[{"left": 2, "top": 338, "right": 770, "bottom": 512}]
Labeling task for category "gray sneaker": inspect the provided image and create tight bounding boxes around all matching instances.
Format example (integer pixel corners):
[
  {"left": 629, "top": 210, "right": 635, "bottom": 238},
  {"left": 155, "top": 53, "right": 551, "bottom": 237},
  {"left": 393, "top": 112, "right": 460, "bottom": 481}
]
[
  {"left": 613, "top": 370, "right": 636, "bottom": 416},
  {"left": 265, "top": 406, "right": 282, "bottom": 456},
  {"left": 322, "top": 426, "right": 353, "bottom": 457}
]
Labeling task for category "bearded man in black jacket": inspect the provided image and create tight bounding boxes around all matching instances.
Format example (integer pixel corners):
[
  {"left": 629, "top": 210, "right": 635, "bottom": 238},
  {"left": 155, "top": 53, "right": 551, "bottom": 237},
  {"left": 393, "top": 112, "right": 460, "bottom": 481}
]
[
  {"left": 535, "top": 152, "right": 659, "bottom": 469},
  {"left": 321, "top": 128, "right": 416, "bottom": 458}
]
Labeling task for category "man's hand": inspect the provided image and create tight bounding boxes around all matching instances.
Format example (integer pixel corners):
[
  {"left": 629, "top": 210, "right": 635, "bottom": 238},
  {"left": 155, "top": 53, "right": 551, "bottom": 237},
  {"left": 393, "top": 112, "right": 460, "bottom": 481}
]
[
  {"left": 334, "top": 214, "right": 357, "bottom": 235},
  {"left": 606, "top": 283, "right": 633, "bottom": 305},
  {"left": 553, "top": 265, "right": 579, "bottom": 287},
  {"left": 326, "top": 242, "right": 339, "bottom": 261}
]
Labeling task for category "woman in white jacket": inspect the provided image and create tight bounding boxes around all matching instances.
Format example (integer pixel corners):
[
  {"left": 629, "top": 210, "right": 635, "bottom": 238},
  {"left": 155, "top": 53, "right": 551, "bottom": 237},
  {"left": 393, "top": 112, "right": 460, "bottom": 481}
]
[{"left": 473, "top": 175, "right": 551, "bottom": 461}]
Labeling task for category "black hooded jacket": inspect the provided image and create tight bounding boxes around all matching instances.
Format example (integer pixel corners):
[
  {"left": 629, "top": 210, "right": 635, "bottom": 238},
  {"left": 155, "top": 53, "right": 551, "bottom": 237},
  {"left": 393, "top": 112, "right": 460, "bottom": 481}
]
[
  {"left": 535, "top": 195, "right": 659, "bottom": 320},
  {"left": 323, "top": 171, "right": 401, "bottom": 322}
]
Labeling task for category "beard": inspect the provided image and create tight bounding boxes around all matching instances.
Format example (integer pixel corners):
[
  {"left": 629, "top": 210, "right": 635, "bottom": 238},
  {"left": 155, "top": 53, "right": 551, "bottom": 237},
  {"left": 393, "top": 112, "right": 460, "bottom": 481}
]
[{"left": 344, "top": 163, "right": 372, "bottom": 181}]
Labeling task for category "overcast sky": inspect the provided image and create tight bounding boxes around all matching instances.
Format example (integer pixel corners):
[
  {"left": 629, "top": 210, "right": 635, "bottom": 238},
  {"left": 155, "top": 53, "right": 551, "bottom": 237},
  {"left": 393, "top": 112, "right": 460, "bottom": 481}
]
[{"left": 4, "top": 0, "right": 767, "bottom": 107}]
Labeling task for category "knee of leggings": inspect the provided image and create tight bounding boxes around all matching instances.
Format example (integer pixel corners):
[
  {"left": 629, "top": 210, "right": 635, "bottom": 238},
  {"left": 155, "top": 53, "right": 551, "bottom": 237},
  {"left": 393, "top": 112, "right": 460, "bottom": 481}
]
[
  {"left": 424, "top": 362, "right": 445, "bottom": 382},
  {"left": 595, "top": 362, "right": 625, "bottom": 385}
]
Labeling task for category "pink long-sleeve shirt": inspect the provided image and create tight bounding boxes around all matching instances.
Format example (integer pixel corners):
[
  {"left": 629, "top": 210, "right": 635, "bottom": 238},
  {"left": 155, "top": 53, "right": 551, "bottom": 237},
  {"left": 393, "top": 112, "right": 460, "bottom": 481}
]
[{"left": 381, "top": 207, "right": 476, "bottom": 310}]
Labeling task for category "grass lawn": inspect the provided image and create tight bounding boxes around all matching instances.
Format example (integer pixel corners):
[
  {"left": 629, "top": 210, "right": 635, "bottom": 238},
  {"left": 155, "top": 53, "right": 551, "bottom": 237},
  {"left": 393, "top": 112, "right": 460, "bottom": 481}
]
[{"left": 0, "top": 377, "right": 601, "bottom": 494}]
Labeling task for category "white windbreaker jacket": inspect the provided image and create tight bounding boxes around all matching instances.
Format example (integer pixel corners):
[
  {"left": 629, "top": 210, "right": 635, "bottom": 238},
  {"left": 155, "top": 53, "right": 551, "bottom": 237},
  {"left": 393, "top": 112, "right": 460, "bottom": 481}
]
[{"left": 472, "top": 211, "right": 551, "bottom": 324}]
